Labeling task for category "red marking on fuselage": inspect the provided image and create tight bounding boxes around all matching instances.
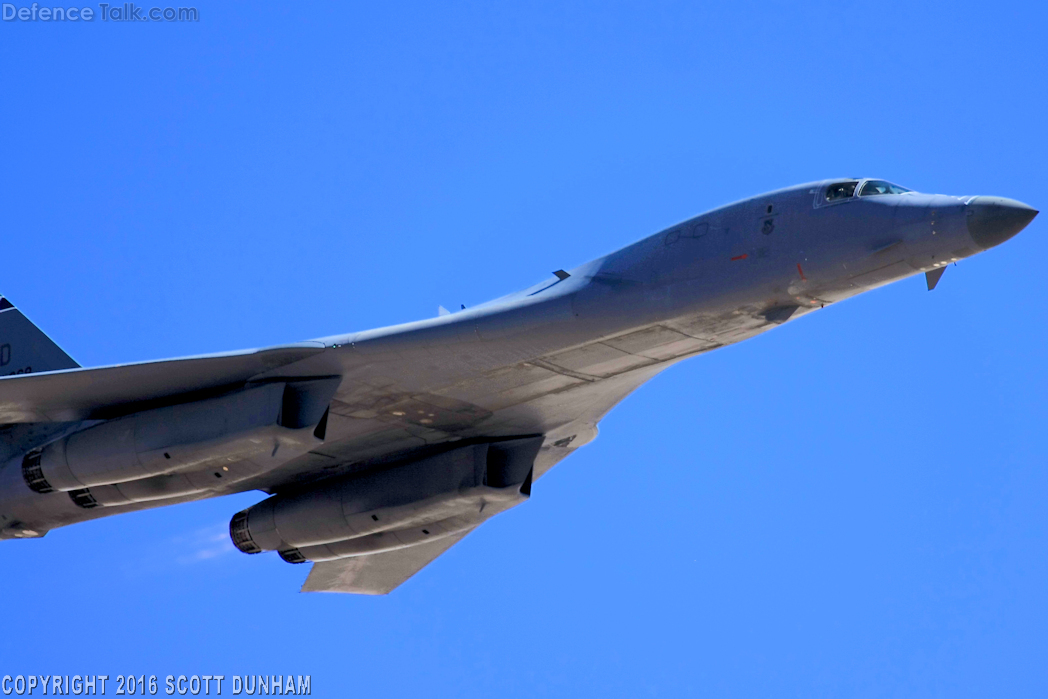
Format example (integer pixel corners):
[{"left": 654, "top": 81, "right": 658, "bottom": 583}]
[
  {"left": 731, "top": 254, "right": 748, "bottom": 261},
  {"left": 797, "top": 263, "right": 807, "bottom": 280}
]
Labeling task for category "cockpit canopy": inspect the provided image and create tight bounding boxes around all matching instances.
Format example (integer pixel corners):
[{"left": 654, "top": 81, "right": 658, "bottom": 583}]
[
  {"left": 824, "top": 179, "right": 913, "bottom": 202},
  {"left": 859, "top": 180, "right": 912, "bottom": 196},
  {"left": 825, "top": 181, "right": 858, "bottom": 201}
]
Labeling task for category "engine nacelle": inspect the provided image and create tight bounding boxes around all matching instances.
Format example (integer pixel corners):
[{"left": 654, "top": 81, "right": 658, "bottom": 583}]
[
  {"left": 23, "top": 378, "right": 340, "bottom": 495},
  {"left": 281, "top": 512, "right": 483, "bottom": 564},
  {"left": 230, "top": 436, "right": 542, "bottom": 563}
]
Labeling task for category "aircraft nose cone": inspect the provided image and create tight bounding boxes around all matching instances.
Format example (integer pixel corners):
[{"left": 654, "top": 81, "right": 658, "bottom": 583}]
[{"left": 967, "top": 196, "right": 1038, "bottom": 249}]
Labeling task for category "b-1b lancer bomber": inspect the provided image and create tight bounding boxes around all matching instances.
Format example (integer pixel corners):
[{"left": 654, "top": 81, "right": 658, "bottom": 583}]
[{"left": 0, "top": 180, "right": 1037, "bottom": 593}]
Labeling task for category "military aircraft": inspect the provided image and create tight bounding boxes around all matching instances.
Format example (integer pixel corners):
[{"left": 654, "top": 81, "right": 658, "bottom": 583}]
[{"left": 0, "top": 179, "right": 1037, "bottom": 594}]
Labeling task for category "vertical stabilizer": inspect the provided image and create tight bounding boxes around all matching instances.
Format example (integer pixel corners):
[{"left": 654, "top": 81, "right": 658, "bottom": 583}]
[{"left": 0, "top": 296, "right": 79, "bottom": 375}]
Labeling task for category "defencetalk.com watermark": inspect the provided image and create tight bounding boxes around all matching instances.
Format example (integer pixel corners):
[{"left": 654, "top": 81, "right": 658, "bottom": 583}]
[{"left": 3, "top": 3, "right": 198, "bottom": 21}]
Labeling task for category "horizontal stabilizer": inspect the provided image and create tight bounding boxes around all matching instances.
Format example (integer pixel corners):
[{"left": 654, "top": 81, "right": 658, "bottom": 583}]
[{"left": 300, "top": 529, "right": 472, "bottom": 594}]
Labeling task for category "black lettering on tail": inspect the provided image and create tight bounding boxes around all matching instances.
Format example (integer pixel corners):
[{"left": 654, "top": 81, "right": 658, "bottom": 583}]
[{"left": 0, "top": 296, "right": 79, "bottom": 375}]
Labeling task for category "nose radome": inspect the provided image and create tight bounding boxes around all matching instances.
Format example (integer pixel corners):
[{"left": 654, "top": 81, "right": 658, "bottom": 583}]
[{"left": 967, "top": 196, "right": 1038, "bottom": 249}]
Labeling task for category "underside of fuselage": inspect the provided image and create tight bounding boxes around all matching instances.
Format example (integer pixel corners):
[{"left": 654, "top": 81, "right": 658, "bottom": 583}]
[{"left": 0, "top": 178, "right": 1036, "bottom": 592}]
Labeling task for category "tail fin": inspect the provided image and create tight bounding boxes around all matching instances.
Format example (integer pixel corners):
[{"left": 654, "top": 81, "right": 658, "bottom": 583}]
[{"left": 0, "top": 296, "right": 79, "bottom": 375}]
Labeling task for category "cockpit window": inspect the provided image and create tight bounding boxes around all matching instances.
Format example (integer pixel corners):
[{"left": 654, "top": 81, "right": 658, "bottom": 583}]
[
  {"left": 825, "top": 181, "right": 858, "bottom": 201},
  {"left": 859, "top": 180, "right": 912, "bottom": 196}
]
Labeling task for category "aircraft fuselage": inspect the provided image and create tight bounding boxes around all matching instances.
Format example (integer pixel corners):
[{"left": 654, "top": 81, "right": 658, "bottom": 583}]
[{"left": 0, "top": 179, "right": 1036, "bottom": 564}]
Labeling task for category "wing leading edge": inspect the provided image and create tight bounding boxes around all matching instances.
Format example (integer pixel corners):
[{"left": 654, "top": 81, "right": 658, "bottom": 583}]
[
  {"left": 0, "top": 343, "right": 326, "bottom": 423},
  {"left": 300, "top": 529, "right": 473, "bottom": 594}
]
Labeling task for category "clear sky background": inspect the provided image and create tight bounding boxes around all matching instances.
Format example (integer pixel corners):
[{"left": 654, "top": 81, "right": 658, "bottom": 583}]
[{"left": 2, "top": 2, "right": 1046, "bottom": 696}]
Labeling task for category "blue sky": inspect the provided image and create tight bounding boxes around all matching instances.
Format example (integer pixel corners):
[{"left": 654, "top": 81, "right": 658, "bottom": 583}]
[{"left": 1, "top": 1, "right": 1046, "bottom": 696}]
